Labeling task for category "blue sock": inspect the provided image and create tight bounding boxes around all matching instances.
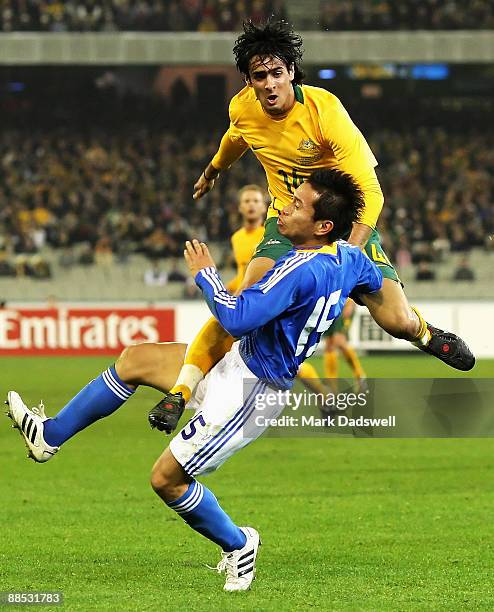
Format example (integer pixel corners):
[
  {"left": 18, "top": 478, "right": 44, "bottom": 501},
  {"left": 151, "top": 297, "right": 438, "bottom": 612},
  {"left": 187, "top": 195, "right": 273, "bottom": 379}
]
[
  {"left": 43, "top": 366, "right": 135, "bottom": 447},
  {"left": 167, "top": 480, "right": 247, "bottom": 552}
]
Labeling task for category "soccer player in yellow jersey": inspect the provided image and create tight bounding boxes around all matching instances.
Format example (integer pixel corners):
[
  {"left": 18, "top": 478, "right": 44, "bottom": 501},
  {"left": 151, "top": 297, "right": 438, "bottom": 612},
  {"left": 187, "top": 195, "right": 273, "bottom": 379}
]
[
  {"left": 227, "top": 184, "right": 266, "bottom": 294},
  {"left": 147, "top": 19, "right": 474, "bottom": 434}
]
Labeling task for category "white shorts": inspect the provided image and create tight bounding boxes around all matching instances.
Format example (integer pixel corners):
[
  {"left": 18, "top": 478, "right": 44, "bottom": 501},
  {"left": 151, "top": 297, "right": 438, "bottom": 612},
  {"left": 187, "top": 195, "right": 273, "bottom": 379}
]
[{"left": 169, "top": 342, "right": 286, "bottom": 477}]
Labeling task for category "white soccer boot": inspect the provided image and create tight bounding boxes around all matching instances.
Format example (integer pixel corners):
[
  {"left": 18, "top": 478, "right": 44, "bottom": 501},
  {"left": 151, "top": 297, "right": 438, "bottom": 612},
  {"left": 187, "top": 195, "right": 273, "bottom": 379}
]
[
  {"left": 214, "top": 527, "right": 261, "bottom": 592},
  {"left": 5, "top": 391, "right": 58, "bottom": 463}
]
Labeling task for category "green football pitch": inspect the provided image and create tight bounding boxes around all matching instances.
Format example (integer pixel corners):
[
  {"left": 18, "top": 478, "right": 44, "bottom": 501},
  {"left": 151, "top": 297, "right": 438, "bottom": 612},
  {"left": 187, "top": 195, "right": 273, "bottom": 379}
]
[{"left": 1, "top": 354, "right": 493, "bottom": 610}]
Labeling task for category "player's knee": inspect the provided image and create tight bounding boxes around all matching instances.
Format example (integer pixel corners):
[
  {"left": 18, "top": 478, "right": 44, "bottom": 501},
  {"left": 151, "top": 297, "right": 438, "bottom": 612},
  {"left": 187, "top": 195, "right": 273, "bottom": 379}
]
[
  {"left": 150, "top": 459, "right": 185, "bottom": 502},
  {"left": 115, "top": 344, "right": 143, "bottom": 383},
  {"left": 150, "top": 463, "right": 174, "bottom": 498}
]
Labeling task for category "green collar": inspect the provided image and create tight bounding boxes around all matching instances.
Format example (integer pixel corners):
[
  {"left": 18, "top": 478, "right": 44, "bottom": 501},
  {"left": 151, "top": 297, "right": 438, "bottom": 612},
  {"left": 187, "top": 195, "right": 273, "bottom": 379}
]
[{"left": 294, "top": 84, "right": 304, "bottom": 104}]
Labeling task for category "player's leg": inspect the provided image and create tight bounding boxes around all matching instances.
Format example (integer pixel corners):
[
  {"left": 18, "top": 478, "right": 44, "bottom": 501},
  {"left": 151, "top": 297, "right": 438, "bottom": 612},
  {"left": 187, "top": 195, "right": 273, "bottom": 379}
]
[
  {"left": 323, "top": 331, "right": 339, "bottom": 394},
  {"left": 151, "top": 344, "right": 277, "bottom": 591},
  {"left": 6, "top": 342, "right": 187, "bottom": 462},
  {"left": 361, "top": 229, "right": 474, "bottom": 370},
  {"left": 151, "top": 447, "right": 260, "bottom": 592},
  {"left": 115, "top": 342, "right": 186, "bottom": 392},
  {"left": 333, "top": 333, "right": 366, "bottom": 391},
  {"left": 359, "top": 278, "right": 421, "bottom": 340},
  {"left": 151, "top": 447, "right": 248, "bottom": 553},
  {"left": 297, "top": 361, "right": 327, "bottom": 396}
]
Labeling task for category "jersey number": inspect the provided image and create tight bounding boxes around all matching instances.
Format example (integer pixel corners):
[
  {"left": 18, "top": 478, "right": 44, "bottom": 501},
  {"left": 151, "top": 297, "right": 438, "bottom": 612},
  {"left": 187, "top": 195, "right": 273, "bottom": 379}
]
[
  {"left": 295, "top": 290, "right": 342, "bottom": 357},
  {"left": 181, "top": 413, "right": 206, "bottom": 440},
  {"left": 278, "top": 168, "right": 305, "bottom": 194}
]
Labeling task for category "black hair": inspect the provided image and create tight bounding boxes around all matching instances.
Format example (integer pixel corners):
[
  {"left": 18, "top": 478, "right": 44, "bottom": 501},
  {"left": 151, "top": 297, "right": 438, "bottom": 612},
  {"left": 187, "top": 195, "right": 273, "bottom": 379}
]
[
  {"left": 233, "top": 19, "right": 305, "bottom": 84},
  {"left": 308, "top": 169, "right": 364, "bottom": 243}
]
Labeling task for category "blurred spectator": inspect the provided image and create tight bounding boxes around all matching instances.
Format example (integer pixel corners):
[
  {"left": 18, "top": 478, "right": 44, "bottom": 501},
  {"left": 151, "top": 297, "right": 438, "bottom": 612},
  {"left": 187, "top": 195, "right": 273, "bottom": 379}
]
[
  {"left": 144, "top": 261, "right": 168, "bottom": 286},
  {"left": 319, "top": 0, "right": 494, "bottom": 31},
  {"left": 4, "top": 0, "right": 493, "bottom": 32},
  {"left": 94, "top": 236, "right": 114, "bottom": 266},
  {"left": 0, "top": 251, "right": 15, "bottom": 277},
  {"left": 415, "top": 261, "right": 436, "bottom": 282},
  {"left": 168, "top": 259, "right": 187, "bottom": 283},
  {"left": 30, "top": 254, "right": 52, "bottom": 279},
  {"left": 14, "top": 255, "right": 32, "bottom": 277},
  {"left": 452, "top": 257, "right": 476, "bottom": 282},
  {"left": 58, "top": 246, "right": 76, "bottom": 269},
  {"left": 79, "top": 244, "right": 95, "bottom": 266},
  {"left": 1, "top": 1, "right": 288, "bottom": 32},
  {"left": 394, "top": 237, "right": 412, "bottom": 270}
]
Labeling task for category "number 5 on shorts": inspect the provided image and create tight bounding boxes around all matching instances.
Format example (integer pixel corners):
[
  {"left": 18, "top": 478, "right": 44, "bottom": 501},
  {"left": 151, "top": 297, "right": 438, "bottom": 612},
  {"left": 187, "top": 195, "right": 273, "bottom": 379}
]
[{"left": 181, "top": 413, "right": 206, "bottom": 440}]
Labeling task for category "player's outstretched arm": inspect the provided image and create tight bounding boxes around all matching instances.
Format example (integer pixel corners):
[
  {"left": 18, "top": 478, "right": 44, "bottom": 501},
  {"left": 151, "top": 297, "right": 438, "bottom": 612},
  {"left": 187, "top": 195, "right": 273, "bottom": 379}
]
[
  {"left": 184, "top": 240, "right": 299, "bottom": 337},
  {"left": 193, "top": 124, "right": 249, "bottom": 200}
]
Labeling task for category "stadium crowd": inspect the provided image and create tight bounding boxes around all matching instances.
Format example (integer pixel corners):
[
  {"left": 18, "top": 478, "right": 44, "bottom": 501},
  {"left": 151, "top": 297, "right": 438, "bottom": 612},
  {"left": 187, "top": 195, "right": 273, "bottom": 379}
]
[
  {"left": 0, "top": 0, "right": 287, "bottom": 32},
  {"left": 318, "top": 0, "right": 494, "bottom": 31},
  {"left": 0, "top": 122, "right": 493, "bottom": 280},
  {"left": 1, "top": 0, "right": 493, "bottom": 31}
]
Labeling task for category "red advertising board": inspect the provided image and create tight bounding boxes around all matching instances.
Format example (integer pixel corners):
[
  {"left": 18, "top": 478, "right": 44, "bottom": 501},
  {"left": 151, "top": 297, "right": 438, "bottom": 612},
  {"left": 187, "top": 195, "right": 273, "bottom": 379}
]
[{"left": 0, "top": 307, "right": 175, "bottom": 355}]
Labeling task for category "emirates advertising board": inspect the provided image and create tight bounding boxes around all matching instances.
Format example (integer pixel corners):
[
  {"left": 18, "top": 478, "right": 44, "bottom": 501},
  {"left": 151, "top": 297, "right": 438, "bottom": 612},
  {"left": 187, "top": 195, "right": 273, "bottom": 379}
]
[{"left": 0, "top": 306, "right": 175, "bottom": 356}]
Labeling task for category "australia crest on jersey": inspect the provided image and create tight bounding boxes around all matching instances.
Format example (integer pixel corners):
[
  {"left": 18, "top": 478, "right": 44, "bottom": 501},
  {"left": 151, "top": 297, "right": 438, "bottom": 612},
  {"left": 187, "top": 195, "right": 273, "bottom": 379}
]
[{"left": 296, "top": 138, "right": 323, "bottom": 166}]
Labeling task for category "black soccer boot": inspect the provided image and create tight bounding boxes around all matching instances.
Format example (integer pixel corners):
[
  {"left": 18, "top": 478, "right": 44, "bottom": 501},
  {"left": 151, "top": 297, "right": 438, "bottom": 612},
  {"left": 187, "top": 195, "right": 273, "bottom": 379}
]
[
  {"left": 148, "top": 392, "right": 185, "bottom": 434},
  {"left": 418, "top": 324, "right": 475, "bottom": 371}
]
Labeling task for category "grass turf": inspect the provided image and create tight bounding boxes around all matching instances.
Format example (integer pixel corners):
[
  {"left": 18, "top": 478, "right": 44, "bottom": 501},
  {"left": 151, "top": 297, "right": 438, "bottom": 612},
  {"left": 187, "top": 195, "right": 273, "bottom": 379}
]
[{"left": 1, "top": 355, "right": 493, "bottom": 610}]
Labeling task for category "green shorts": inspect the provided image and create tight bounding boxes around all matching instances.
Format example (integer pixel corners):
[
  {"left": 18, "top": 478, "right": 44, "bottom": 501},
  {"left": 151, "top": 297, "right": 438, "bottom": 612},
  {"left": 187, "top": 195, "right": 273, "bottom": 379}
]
[
  {"left": 252, "top": 217, "right": 293, "bottom": 261},
  {"left": 253, "top": 218, "right": 400, "bottom": 283},
  {"left": 360, "top": 228, "right": 400, "bottom": 283}
]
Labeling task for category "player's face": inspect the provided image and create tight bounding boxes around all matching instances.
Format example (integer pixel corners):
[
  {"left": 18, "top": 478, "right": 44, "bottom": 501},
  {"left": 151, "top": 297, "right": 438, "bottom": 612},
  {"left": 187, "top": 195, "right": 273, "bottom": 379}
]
[
  {"left": 278, "top": 182, "right": 333, "bottom": 245},
  {"left": 247, "top": 55, "right": 295, "bottom": 116},
  {"left": 239, "top": 189, "right": 267, "bottom": 223}
]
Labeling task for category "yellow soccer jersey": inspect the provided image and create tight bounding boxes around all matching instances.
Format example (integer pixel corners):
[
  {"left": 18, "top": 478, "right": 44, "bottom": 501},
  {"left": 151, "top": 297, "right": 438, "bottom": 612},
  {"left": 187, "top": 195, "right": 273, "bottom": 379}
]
[
  {"left": 227, "top": 225, "right": 265, "bottom": 292},
  {"left": 212, "top": 84, "right": 383, "bottom": 228}
]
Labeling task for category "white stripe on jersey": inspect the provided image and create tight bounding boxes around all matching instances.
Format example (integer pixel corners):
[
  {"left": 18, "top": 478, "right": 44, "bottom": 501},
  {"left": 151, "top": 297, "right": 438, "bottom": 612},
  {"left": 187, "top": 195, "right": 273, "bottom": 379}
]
[
  {"left": 260, "top": 252, "right": 318, "bottom": 294},
  {"left": 201, "top": 268, "right": 237, "bottom": 303},
  {"left": 259, "top": 252, "right": 314, "bottom": 291},
  {"left": 214, "top": 295, "right": 236, "bottom": 309},
  {"left": 200, "top": 267, "right": 223, "bottom": 294},
  {"left": 199, "top": 269, "right": 218, "bottom": 292}
]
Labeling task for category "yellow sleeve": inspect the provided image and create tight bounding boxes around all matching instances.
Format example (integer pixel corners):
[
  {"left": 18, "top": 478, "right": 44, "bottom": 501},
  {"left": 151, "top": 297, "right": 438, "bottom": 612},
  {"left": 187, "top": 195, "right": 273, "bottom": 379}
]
[
  {"left": 322, "top": 98, "right": 384, "bottom": 228},
  {"left": 211, "top": 123, "right": 249, "bottom": 170},
  {"left": 211, "top": 93, "right": 251, "bottom": 170}
]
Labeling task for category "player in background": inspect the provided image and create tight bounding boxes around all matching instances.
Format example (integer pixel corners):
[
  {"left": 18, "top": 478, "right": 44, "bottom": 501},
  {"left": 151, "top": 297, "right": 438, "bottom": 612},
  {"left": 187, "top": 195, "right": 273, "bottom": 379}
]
[
  {"left": 227, "top": 184, "right": 267, "bottom": 293},
  {"left": 323, "top": 299, "right": 367, "bottom": 394},
  {"left": 7, "top": 169, "right": 383, "bottom": 592},
  {"left": 152, "top": 19, "right": 474, "bottom": 430}
]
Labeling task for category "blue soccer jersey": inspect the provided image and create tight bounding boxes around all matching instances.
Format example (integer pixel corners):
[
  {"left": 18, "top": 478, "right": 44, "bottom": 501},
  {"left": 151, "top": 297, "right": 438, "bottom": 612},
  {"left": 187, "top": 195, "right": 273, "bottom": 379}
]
[{"left": 195, "top": 242, "right": 383, "bottom": 389}]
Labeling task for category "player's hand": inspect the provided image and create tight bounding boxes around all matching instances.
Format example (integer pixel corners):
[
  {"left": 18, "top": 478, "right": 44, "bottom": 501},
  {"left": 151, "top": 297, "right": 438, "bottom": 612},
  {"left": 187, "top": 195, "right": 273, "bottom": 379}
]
[
  {"left": 193, "top": 172, "right": 215, "bottom": 200},
  {"left": 184, "top": 239, "right": 216, "bottom": 276}
]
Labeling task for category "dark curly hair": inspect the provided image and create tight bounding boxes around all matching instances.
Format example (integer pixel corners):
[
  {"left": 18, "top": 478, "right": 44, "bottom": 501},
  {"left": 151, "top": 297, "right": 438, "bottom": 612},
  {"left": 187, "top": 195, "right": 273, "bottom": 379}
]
[
  {"left": 309, "top": 169, "right": 364, "bottom": 243},
  {"left": 233, "top": 19, "right": 305, "bottom": 85}
]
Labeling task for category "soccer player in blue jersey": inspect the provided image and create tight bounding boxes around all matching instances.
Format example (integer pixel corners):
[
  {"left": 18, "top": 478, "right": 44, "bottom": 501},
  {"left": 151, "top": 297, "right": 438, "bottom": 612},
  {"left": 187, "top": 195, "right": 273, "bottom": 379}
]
[{"left": 7, "top": 169, "right": 383, "bottom": 592}]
